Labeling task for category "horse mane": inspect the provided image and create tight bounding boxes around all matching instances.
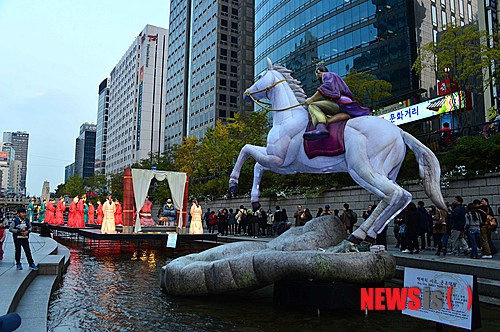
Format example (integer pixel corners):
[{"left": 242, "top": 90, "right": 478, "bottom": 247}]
[{"left": 272, "top": 65, "right": 307, "bottom": 103}]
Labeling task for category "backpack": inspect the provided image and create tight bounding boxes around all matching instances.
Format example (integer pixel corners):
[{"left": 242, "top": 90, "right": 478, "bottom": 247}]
[
  {"left": 485, "top": 215, "right": 497, "bottom": 231},
  {"left": 349, "top": 210, "right": 357, "bottom": 227},
  {"left": 240, "top": 209, "right": 248, "bottom": 224}
]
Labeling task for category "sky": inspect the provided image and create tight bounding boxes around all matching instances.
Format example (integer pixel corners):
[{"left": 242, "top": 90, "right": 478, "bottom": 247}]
[{"left": 0, "top": 0, "right": 170, "bottom": 196}]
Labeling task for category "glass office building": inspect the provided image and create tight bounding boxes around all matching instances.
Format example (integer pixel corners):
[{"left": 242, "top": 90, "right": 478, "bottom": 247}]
[{"left": 255, "top": 0, "right": 417, "bottom": 99}]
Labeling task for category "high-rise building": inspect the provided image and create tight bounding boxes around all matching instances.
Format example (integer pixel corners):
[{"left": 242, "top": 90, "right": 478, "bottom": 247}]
[
  {"left": 0, "top": 142, "right": 19, "bottom": 194},
  {"left": 65, "top": 163, "right": 75, "bottom": 182},
  {"left": 164, "top": 0, "right": 255, "bottom": 146},
  {"left": 95, "top": 78, "right": 110, "bottom": 175},
  {"left": 254, "top": 0, "right": 477, "bottom": 106},
  {"left": 74, "top": 123, "right": 96, "bottom": 179},
  {"left": 105, "top": 25, "right": 168, "bottom": 174},
  {"left": 2, "top": 131, "right": 29, "bottom": 194}
]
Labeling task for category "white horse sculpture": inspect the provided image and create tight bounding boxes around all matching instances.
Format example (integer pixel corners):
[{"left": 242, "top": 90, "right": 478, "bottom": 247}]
[{"left": 229, "top": 58, "right": 447, "bottom": 252}]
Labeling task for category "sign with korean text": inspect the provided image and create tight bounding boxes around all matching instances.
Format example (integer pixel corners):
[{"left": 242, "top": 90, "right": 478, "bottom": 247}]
[
  {"left": 167, "top": 233, "right": 178, "bottom": 248},
  {"left": 379, "top": 99, "right": 438, "bottom": 126},
  {"left": 403, "top": 268, "right": 478, "bottom": 330}
]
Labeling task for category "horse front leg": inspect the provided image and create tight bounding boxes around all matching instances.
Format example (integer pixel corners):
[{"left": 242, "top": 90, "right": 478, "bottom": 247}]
[
  {"left": 229, "top": 144, "right": 284, "bottom": 197},
  {"left": 250, "top": 163, "right": 267, "bottom": 211},
  {"left": 229, "top": 144, "right": 253, "bottom": 196}
]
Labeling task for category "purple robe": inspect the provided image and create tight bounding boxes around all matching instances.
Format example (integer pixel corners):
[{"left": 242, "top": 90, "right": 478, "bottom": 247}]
[{"left": 317, "top": 72, "right": 371, "bottom": 117}]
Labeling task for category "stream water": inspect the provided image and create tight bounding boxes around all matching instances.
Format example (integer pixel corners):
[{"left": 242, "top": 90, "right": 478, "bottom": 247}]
[{"left": 47, "top": 240, "right": 500, "bottom": 331}]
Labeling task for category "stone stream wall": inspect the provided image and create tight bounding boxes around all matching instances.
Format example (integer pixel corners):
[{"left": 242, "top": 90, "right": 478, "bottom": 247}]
[{"left": 201, "top": 173, "right": 500, "bottom": 242}]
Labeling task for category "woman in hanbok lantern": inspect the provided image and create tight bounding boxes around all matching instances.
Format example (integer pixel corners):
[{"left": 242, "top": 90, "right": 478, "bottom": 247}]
[
  {"left": 67, "top": 196, "right": 79, "bottom": 227},
  {"left": 55, "top": 197, "right": 66, "bottom": 225},
  {"left": 139, "top": 196, "right": 156, "bottom": 227},
  {"left": 76, "top": 194, "right": 86, "bottom": 228},
  {"left": 101, "top": 195, "right": 116, "bottom": 234},
  {"left": 114, "top": 199, "right": 123, "bottom": 226},
  {"left": 189, "top": 199, "right": 204, "bottom": 234},
  {"left": 45, "top": 199, "right": 55, "bottom": 224},
  {"left": 83, "top": 202, "right": 89, "bottom": 225},
  {"left": 38, "top": 199, "right": 46, "bottom": 222},
  {"left": 96, "top": 200, "right": 103, "bottom": 225},
  {"left": 27, "top": 198, "right": 35, "bottom": 222},
  {"left": 87, "top": 202, "right": 95, "bottom": 224}
]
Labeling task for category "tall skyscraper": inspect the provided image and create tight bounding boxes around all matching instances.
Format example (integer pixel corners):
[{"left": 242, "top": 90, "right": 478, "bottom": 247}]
[
  {"left": 65, "top": 163, "right": 75, "bottom": 182},
  {"left": 164, "top": 0, "right": 255, "bottom": 146},
  {"left": 95, "top": 78, "right": 110, "bottom": 175},
  {"left": 74, "top": 123, "right": 96, "bottom": 179},
  {"left": 3, "top": 131, "right": 29, "bottom": 194},
  {"left": 106, "top": 25, "right": 168, "bottom": 174}
]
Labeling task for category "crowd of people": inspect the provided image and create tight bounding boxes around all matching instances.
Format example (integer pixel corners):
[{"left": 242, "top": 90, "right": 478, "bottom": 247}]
[
  {"left": 193, "top": 202, "right": 359, "bottom": 239},
  {"left": 394, "top": 196, "right": 497, "bottom": 259},
  {"left": 2, "top": 194, "right": 496, "bottom": 257}
]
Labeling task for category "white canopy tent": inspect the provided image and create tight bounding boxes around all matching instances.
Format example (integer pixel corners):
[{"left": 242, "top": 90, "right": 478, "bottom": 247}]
[{"left": 131, "top": 169, "right": 187, "bottom": 233}]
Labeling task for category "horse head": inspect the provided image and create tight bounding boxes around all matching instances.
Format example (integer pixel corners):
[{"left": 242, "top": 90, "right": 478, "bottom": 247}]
[
  {"left": 243, "top": 58, "right": 285, "bottom": 104},
  {"left": 244, "top": 58, "right": 307, "bottom": 115}
]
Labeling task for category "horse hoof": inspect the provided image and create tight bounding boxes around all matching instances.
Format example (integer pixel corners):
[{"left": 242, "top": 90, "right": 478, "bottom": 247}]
[
  {"left": 251, "top": 201, "right": 261, "bottom": 211},
  {"left": 327, "top": 239, "right": 359, "bottom": 253},
  {"left": 229, "top": 183, "right": 238, "bottom": 196}
]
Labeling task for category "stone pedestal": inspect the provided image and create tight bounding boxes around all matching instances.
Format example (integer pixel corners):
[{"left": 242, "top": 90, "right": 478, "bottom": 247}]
[{"left": 274, "top": 277, "right": 383, "bottom": 310}]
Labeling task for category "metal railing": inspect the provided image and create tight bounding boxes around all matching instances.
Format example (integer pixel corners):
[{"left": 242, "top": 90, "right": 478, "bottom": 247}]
[{"left": 415, "top": 119, "right": 499, "bottom": 153}]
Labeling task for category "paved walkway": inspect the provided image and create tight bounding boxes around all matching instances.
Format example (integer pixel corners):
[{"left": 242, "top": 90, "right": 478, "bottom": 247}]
[
  {"left": 0, "top": 231, "right": 66, "bottom": 331},
  {"left": 0, "top": 231, "right": 48, "bottom": 275}
]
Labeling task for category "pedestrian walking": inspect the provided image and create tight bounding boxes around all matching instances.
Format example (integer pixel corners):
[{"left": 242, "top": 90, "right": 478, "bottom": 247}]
[
  {"left": 402, "top": 203, "right": 420, "bottom": 254},
  {"left": 0, "top": 221, "right": 6, "bottom": 260},
  {"left": 431, "top": 206, "right": 447, "bottom": 256},
  {"left": 476, "top": 198, "right": 496, "bottom": 258},
  {"left": 465, "top": 203, "right": 481, "bottom": 259},
  {"left": 448, "top": 196, "right": 468, "bottom": 255}
]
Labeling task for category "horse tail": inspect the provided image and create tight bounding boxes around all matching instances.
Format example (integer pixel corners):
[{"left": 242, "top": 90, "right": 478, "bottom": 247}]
[{"left": 401, "top": 131, "right": 447, "bottom": 210}]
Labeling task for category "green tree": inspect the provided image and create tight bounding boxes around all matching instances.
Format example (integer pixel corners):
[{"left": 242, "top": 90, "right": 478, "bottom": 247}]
[
  {"left": 173, "top": 136, "right": 200, "bottom": 176},
  {"left": 63, "top": 176, "right": 84, "bottom": 197},
  {"left": 441, "top": 132, "right": 500, "bottom": 173},
  {"left": 413, "top": 23, "right": 500, "bottom": 94},
  {"left": 54, "top": 183, "right": 65, "bottom": 198},
  {"left": 109, "top": 172, "right": 124, "bottom": 202},
  {"left": 131, "top": 150, "right": 175, "bottom": 171},
  {"left": 344, "top": 70, "right": 392, "bottom": 110}
]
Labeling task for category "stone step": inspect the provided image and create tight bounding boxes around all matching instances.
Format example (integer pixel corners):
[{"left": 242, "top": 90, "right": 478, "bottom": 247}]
[
  {"left": 0, "top": 234, "right": 61, "bottom": 316},
  {"left": 0, "top": 267, "right": 37, "bottom": 315},
  {"left": 38, "top": 255, "right": 65, "bottom": 278},
  {"left": 56, "top": 243, "right": 71, "bottom": 271},
  {"left": 14, "top": 275, "right": 57, "bottom": 332}
]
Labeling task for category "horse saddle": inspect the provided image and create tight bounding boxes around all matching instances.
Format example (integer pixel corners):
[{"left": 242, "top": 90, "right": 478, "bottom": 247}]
[{"left": 303, "top": 119, "right": 348, "bottom": 159}]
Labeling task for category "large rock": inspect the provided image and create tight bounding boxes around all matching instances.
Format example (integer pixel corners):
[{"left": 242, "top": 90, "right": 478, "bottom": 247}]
[{"left": 161, "top": 216, "right": 396, "bottom": 295}]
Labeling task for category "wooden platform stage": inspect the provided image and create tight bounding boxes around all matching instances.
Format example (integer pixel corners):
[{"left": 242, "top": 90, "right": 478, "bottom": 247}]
[{"left": 33, "top": 222, "right": 219, "bottom": 252}]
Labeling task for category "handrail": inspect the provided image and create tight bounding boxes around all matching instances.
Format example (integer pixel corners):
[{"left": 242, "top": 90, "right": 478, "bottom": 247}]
[{"left": 414, "top": 119, "right": 499, "bottom": 153}]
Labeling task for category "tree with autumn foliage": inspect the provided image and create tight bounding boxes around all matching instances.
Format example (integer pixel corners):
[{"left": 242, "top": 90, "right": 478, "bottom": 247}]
[
  {"left": 344, "top": 70, "right": 392, "bottom": 110},
  {"left": 175, "top": 112, "right": 269, "bottom": 198},
  {"left": 413, "top": 23, "right": 500, "bottom": 94}
]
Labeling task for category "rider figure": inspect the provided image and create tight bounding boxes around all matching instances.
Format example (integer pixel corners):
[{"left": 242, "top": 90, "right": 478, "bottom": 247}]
[{"left": 303, "top": 65, "right": 371, "bottom": 141}]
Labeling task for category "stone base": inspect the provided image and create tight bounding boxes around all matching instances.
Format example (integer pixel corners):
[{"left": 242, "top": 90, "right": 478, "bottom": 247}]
[{"left": 273, "top": 277, "right": 383, "bottom": 310}]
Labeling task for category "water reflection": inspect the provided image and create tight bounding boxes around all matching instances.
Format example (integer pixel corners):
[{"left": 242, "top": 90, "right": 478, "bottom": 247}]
[{"left": 48, "top": 240, "right": 500, "bottom": 332}]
